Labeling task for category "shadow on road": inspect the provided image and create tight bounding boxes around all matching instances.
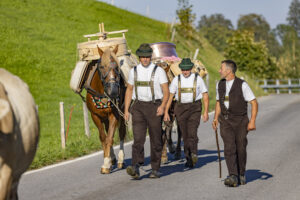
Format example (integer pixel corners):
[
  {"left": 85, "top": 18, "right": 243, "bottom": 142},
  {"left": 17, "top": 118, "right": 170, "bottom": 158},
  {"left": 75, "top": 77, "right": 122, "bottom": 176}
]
[
  {"left": 120, "top": 149, "right": 225, "bottom": 179},
  {"left": 245, "top": 169, "right": 273, "bottom": 183}
]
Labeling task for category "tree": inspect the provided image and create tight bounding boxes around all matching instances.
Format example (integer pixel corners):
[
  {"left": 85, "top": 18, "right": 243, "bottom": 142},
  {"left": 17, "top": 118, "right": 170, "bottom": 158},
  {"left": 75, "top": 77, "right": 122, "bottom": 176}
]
[
  {"left": 237, "top": 14, "right": 281, "bottom": 57},
  {"left": 238, "top": 14, "right": 270, "bottom": 41},
  {"left": 198, "top": 14, "right": 233, "bottom": 29},
  {"left": 274, "top": 24, "right": 300, "bottom": 78},
  {"left": 287, "top": 0, "right": 300, "bottom": 36},
  {"left": 197, "top": 14, "right": 233, "bottom": 52},
  {"left": 225, "top": 31, "right": 278, "bottom": 79},
  {"left": 176, "top": 0, "right": 196, "bottom": 38}
]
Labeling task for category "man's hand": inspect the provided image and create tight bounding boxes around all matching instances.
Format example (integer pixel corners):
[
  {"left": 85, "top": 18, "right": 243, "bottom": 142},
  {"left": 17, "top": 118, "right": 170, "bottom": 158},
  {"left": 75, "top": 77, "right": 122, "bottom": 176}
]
[
  {"left": 212, "top": 119, "right": 218, "bottom": 130},
  {"left": 202, "top": 112, "right": 209, "bottom": 122},
  {"left": 156, "top": 105, "right": 165, "bottom": 116},
  {"left": 124, "top": 110, "right": 130, "bottom": 122},
  {"left": 164, "top": 112, "right": 170, "bottom": 121},
  {"left": 247, "top": 120, "right": 256, "bottom": 131}
]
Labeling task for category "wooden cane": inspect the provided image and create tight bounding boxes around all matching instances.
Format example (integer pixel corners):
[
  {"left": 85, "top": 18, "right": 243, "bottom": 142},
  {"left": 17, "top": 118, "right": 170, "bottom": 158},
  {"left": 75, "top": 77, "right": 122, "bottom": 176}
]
[{"left": 215, "top": 129, "right": 222, "bottom": 178}]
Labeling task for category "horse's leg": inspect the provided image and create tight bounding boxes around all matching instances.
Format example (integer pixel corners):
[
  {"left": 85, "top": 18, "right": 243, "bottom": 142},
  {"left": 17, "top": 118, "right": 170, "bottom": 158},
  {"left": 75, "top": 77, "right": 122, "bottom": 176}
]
[
  {"left": 161, "top": 128, "right": 168, "bottom": 164},
  {"left": 174, "top": 119, "right": 182, "bottom": 160},
  {"left": 117, "top": 116, "right": 126, "bottom": 169},
  {"left": 104, "top": 120, "right": 117, "bottom": 166},
  {"left": 166, "top": 121, "right": 175, "bottom": 154},
  {"left": 90, "top": 113, "right": 111, "bottom": 173},
  {"left": 103, "top": 112, "right": 118, "bottom": 173}
]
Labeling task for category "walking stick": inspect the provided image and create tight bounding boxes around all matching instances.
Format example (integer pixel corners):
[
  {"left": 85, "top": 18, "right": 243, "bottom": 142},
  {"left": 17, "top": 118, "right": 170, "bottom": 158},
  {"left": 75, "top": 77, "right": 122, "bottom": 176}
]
[{"left": 215, "top": 129, "right": 222, "bottom": 178}]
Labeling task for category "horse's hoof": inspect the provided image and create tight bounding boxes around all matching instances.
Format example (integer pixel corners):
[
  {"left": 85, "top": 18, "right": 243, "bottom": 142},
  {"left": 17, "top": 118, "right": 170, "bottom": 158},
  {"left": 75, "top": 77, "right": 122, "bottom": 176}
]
[
  {"left": 174, "top": 151, "right": 181, "bottom": 160},
  {"left": 168, "top": 144, "right": 176, "bottom": 154},
  {"left": 161, "top": 156, "right": 168, "bottom": 164},
  {"left": 117, "top": 163, "right": 126, "bottom": 169},
  {"left": 100, "top": 167, "right": 111, "bottom": 174},
  {"left": 111, "top": 158, "right": 117, "bottom": 166}
]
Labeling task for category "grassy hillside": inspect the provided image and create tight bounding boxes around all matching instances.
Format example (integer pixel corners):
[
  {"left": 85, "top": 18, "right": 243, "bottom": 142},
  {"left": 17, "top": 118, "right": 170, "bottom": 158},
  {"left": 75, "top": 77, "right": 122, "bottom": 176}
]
[{"left": 0, "top": 0, "right": 264, "bottom": 169}]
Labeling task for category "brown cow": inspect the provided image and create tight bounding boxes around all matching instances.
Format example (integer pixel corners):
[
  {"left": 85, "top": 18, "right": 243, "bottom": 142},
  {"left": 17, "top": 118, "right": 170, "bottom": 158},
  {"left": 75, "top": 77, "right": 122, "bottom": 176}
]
[{"left": 0, "top": 68, "right": 39, "bottom": 200}]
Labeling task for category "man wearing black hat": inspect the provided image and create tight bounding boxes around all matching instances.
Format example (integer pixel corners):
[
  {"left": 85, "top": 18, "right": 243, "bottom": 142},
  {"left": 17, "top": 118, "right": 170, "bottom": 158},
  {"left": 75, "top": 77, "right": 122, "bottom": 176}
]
[
  {"left": 164, "top": 58, "right": 209, "bottom": 168},
  {"left": 212, "top": 60, "right": 258, "bottom": 187},
  {"left": 124, "top": 43, "right": 169, "bottom": 179}
]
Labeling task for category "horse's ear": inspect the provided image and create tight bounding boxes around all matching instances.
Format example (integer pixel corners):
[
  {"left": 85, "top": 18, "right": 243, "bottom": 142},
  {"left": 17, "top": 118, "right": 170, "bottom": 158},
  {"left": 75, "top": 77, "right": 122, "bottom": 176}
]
[
  {"left": 113, "top": 45, "right": 118, "bottom": 55},
  {"left": 97, "top": 45, "right": 104, "bottom": 57}
]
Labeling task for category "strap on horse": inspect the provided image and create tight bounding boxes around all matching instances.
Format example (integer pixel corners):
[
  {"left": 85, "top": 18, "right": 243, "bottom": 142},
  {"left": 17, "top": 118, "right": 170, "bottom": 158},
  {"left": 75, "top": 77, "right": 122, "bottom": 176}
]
[
  {"left": 178, "top": 73, "right": 198, "bottom": 103},
  {"left": 134, "top": 65, "right": 158, "bottom": 103},
  {"left": 84, "top": 65, "right": 106, "bottom": 99},
  {"left": 84, "top": 62, "right": 128, "bottom": 126}
]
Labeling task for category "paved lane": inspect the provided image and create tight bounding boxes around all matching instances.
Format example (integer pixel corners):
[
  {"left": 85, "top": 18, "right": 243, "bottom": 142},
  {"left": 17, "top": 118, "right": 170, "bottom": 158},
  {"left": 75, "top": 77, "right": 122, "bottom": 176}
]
[{"left": 19, "top": 94, "right": 300, "bottom": 200}]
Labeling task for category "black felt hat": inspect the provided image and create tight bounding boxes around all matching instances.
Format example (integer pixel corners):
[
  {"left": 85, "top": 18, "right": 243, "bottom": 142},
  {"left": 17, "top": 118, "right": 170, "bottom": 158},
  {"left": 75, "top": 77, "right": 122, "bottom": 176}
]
[
  {"left": 179, "top": 58, "right": 194, "bottom": 70},
  {"left": 136, "top": 43, "right": 153, "bottom": 57}
]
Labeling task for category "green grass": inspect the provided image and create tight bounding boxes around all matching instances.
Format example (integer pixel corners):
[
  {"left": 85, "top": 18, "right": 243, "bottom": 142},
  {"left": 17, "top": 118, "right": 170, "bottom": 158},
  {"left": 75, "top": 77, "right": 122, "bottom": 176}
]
[{"left": 0, "top": 0, "right": 264, "bottom": 169}]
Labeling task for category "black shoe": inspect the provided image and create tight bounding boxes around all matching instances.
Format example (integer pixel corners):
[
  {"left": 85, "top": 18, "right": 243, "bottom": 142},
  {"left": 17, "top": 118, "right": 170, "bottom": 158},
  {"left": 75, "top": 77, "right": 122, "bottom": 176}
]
[
  {"left": 191, "top": 153, "right": 198, "bottom": 166},
  {"left": 185, "top": 158, "right": 193, "bottom": 168},
  {"left": 224, "top": 175, "right": 238, "bottom": 187},
  {"left": 239, "top": 175, "right": 246, "bottom": 185},
  {"left": 126, "top": 165, "right": 140, "bottom": 179},
  {"left": 149, "top": 170, "right": 161, "bottom": 178}
]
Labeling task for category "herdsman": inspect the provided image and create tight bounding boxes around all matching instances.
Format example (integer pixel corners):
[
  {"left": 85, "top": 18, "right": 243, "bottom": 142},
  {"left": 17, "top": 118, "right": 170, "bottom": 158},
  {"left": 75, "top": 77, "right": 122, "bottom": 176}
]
[
  {"left": 124, "top": 43, "right": 169, "bottom": 179},
  {"left": 164, "top": 58, "right": 209, "bottom": 168},
  {"left": 212, "top": 60, "right": 258, "bottom": 187}
]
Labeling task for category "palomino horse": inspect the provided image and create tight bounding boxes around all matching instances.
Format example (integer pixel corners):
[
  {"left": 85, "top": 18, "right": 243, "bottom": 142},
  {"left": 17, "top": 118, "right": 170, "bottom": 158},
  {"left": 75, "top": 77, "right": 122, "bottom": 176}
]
[{"left": 85, "top": 45, "right": 126, "bottom": 174}]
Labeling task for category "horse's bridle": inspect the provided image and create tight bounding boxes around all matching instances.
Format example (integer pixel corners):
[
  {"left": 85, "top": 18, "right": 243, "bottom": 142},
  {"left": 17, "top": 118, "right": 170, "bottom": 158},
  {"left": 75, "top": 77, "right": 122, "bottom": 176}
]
[{"left": 97, "top": 56, "right": 121, "bottom": 96}]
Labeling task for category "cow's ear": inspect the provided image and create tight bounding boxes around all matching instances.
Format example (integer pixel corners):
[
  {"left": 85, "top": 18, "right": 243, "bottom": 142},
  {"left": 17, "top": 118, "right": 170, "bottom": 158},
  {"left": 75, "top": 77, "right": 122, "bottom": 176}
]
[{"left": 0, "top": 83, "right": 13, "bottom": 134}]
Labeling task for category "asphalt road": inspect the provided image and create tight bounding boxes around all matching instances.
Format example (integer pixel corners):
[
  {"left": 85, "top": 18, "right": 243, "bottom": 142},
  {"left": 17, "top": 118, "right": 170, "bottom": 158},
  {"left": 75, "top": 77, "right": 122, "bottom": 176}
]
[{"left": 19, "top": 94, "right": 300, "bottom": 200}]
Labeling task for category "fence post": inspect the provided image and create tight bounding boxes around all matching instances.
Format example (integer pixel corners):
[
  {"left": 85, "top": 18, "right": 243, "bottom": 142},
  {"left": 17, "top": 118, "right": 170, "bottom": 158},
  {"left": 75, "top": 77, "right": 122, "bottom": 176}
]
[
  {"left": 206, "top": 73, "right": 209, "bottom": 92},
  {"left": 288, "top": 79, "right": 292, "bottom": 94},
  {"left": 60, "top": 102, "right": 66, "bottom": 149},
  {"left": 193, "top": 48, "right": 199, "bottom": 60},
  {"left": 263, "top": 79, "right": 267, "bottom": 93},
  {"left": 170, "top": 17, "right": 176, "bottom": 30},
  {"left": 171, "top": 28, "right": 176, "bottom": 42},
  {"left": 276, "top": 79, "right": 280, "bottom": 94},
  {"left": 83, "top": 102, "right": 90, "bottom": 138}
]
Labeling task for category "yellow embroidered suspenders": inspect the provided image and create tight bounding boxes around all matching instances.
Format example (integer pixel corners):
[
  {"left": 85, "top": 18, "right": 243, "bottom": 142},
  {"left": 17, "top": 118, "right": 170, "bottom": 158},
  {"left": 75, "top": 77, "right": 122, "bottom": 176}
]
[
  {"left": 134, "top": 65, "right": 158, "bottom": 103},
  {"left": 178, "top": 73, "right": 198, "bottom": 103}
]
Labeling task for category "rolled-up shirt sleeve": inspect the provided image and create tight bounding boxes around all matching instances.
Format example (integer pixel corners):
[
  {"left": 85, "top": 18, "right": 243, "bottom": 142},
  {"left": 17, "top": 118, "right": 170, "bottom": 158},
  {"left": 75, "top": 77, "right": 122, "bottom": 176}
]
[
  {"left": 127, "top": 68, "right": 134, "bottom": 86},
  {"left": 169, "top": 76, "right": 178, "bottom": 94},
  {"left": 216, "top": 81, "right": 219, "bottom": 100},
  {"left": 158, "top": 67, "right": 168, "bottom": 84},
  {"left": 198, "top": 77, "right": 208, "bottom": 94},
  {"left": 242, "top": 82, "right": 256, "bottom": 102}
]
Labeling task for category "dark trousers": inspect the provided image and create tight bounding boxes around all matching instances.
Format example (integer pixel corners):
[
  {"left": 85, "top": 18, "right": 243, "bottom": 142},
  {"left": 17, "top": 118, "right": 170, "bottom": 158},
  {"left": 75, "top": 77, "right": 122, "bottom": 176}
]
[
  {"left": 130, "top": 100, "right": 163, "bottom": 170},
  {"left": 219, "top": 114, "right": 249, "bottom": 176},
  {"left": 174, "top": 101, "right": 202, "bottom": 160}
]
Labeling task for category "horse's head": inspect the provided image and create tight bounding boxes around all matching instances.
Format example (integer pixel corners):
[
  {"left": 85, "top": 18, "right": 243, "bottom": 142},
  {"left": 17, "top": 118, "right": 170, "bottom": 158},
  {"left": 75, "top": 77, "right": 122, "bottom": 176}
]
[{"left": 97, "top": 45, "right": 120, "bottom": 99}]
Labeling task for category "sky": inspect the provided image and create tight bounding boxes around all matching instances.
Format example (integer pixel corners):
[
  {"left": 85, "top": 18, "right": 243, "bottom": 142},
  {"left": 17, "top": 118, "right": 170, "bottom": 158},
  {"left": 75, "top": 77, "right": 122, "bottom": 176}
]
[{"left": 98, "top": 0, "right": 292, "bottom": 29}]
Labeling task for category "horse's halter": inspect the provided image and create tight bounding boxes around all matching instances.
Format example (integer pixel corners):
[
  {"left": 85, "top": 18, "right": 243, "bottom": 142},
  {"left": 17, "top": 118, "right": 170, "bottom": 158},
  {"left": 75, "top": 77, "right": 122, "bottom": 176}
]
[{"left": 97, "top": 56, "right": 120, "bottom": 96}]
